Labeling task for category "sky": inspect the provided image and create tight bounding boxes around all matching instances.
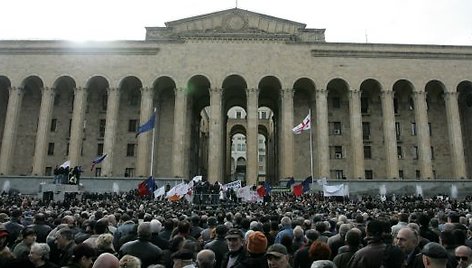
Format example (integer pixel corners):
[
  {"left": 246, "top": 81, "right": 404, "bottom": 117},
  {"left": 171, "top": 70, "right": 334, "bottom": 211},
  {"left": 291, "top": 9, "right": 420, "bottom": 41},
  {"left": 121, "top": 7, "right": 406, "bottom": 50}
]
[{"left": 0, "top": 0, "right": 471, "bottom": 45}]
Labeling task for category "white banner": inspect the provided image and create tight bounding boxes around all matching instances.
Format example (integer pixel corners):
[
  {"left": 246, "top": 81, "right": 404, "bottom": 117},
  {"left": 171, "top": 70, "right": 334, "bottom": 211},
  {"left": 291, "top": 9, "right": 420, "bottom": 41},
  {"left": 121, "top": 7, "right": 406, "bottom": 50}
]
[
  {"left": 154, "top": 186, "right": 166, "bottom": 199},
  {"left": 166, "top": 182, "right": 189, "bottom": 198},
  {"left": 323, "top": 184, "right": 347, "bottom": 197},
  {"left": 223, "top": 180, "right": 242, "bottom": 191}
]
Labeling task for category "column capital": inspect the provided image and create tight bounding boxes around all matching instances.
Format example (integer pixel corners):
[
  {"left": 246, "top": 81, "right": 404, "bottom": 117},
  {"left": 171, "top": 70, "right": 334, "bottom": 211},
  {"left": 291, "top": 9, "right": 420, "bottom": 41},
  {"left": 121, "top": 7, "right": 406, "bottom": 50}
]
[
  {"left": 443, "top": 91, "right": 458, "bottom": 100},
  {"left": 42, "top": 87, "right": 55, "bottom": 97},
  {"left": 413, "top": 90, "right": 427, "bottom": 97},
  {"left": 141, "top": 87, "right": 153, "bottom": 95},
  {"left": 348, "top": 89, "right": 361, "bottom": 98},
  {"left": 106, "top": 87, "right": 120, "bottom": 94},
  {"left": 381, "top": 90, "right": 394, "bottom": 97},
  {"left": 210, "top": 87, "right": 223, "bottom": 95},
  {"left": 174, "top": 87, "right": 187, "bottom": 96},
  {"left": 281, "top": 88, "right": 294, "bottom": 98},
  {"left": 9, "top": 87, "right": 23, "bottom": 95},
  {"left": 246, "top": 88, "right": 259, "bottom": 97},
  {"left": 315, "top": 88, "right": 328, "bottom": 96}
]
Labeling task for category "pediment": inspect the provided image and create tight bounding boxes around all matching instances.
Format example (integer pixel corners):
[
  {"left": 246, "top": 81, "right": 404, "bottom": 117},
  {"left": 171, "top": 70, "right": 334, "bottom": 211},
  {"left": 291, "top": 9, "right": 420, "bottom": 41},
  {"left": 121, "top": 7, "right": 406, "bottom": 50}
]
[
  {"left": 166, "top": 8, "right": 306, "bottom": 35},
  {"left": 146, "top": 8, "right": 325, "bottom": 42}
]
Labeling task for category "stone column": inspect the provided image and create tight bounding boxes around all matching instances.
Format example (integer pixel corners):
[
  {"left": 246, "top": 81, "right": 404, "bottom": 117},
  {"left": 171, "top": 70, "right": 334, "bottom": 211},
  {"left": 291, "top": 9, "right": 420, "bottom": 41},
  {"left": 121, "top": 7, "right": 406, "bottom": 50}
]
[
  {"left": 315, "top": 89, "right": 330, "bottom": 178},
  {"left": 380, "top": 90, "right": 399, "bottom": 179},
  {"left": 172, "top": 87, "right": 187, "bottom": 178},
  {"left": 0, "top": 87, "right": 23, "bottom": 175},
  {"left": 69, "top": 87, "right": 87, "bottom": 168},
  {"left": 246, "top": 88, "right": 259, "bottom": 186},
  {"left": 444, "top": 91, "right": 466, "bottom": 178},
  {"left": 102, "top": 87, "right": 120, "bottom": 177},
  {"left": 413, "top": 91, "right": 433, "bottom": 179},
  {"left": 136, "top": 87, "right": 154, "bottom": 177},
  {"left": 280, "top": 88, "right": 294, "bottom": 179},
  {"left": 348, "top": 90, "right": 365, "bottom": 179},
  {"left": 208, "top": 88, "right": 223, "bottom": 183},
  {"left": 32, "top": 87, "right": 55, "bottom": 175}
]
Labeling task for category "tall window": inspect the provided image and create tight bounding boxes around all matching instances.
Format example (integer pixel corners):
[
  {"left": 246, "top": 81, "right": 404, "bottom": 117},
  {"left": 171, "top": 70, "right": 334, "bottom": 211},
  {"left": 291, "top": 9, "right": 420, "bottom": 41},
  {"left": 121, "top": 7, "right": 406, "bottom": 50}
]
[
  {"left": 125, "top": 168, "right": 135, "bottom": 177},
  {"left": 50, "top": 119, "right": 57, "bottom": 132},
  {"left": 364, "top": 146, "right": 372, "bottom": 159},
  {"left": 331, "top": 122, "right": 342, "bottom": 135},
  {"left": 101, "top": 93, "right": 108, "bottom": 111},
  {"left": 95, "top": 168, "right": 102, "bottom": 177},
  {"left": 416, "top": 170, "right": 421, "bottom": 179},
  {"left": 361, "top": 97, "right": 369, "bottom": 113},
  {"left": 129, "top": 94, "right": 139, "bottom": 106},
  {"left": 399, "top": 170, "right": 404, "bottom": 179},
  {"left": 365, "top": 170, "right": 373, "bottom": 179},
  {"left": 97, "top": 143, "right": 104, "bottom": 156},
  {"left": 362, "top": 122, "right": 370, "bottom": 140},
  {"left": 335, "top": 170, "right": 344, "bottom": 180},
  {"left": 66, "top": 143, "right": 69, "bottom": 156},
  {"left": 409, "top": 97, "right": 415, "bottom": 110},
  {"left": 99, "top": 119, "right": 106, "bottom": 138},
  {"left": 126, "top": 144, "right": 136, "bottom": 157},
  {"left": 413, "top": 146, "right": 419, "bottom": 160},
  {"left": 431, "top": 146, "right": 434, "bottom": 160},
  {"left": 411, "top": 122, "right": 417, "bottom": 136},
  {"left": 236, "top": 111, "right": 242, "bottom": 119},
  {"left": 45, "top": 167, "right": 52, "bottom": 176},
  {"left": 332, "top": 146, "right": 343, "bottom": 159},
  {"left": 394, "top": 98, "right": 399, "bottom": 114},
  {"left": 397, "top": 146, "right": 403, "bottom": 159},
  {"left": 47, "top": 143, "right": 55, "bottom": 156},
  {"left": 128, "top": 120, "right": 138, "bottom": 132},
  {"left": 395, "top": 122, "right": 401, "bottom": 140}
]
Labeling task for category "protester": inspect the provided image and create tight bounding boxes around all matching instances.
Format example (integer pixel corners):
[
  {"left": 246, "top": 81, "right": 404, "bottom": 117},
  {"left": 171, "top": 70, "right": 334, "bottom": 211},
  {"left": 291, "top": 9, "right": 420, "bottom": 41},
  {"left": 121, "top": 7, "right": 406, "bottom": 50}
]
[{"left": 421, "top": 242, "right": 449, "bottom": 268}]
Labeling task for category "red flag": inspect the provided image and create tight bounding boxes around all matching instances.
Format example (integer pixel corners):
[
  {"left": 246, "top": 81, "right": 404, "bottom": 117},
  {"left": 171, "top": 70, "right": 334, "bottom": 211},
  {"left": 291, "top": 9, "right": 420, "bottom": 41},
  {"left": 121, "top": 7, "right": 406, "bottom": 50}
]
[
  {"left": 256, "top": 185, "right": 266, "bottom": 197},
  {"left": 293, "top": 183, "right": 303, "bottom": 197},
  {"left": 138, "top": 181, "right": 148, "bottom": 196}
]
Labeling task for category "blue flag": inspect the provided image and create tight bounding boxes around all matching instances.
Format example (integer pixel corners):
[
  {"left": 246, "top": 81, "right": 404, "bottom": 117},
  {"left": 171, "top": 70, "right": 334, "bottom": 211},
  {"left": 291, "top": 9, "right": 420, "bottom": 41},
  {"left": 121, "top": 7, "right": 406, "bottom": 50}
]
[
  {"left": 264, "top": 181, "right": 272, "bottom": 194},
  {"left": 138, "top": 176, "right": 157, "bottom": 196},
  {"left": 136, "top": 112, "right": 156, "bottom": 137},
  {"left": 90, "top": 154, "right": 107, "bottom": 171},
  {"left": 302, "top": 176, "right": 312, "bottom": 193}
]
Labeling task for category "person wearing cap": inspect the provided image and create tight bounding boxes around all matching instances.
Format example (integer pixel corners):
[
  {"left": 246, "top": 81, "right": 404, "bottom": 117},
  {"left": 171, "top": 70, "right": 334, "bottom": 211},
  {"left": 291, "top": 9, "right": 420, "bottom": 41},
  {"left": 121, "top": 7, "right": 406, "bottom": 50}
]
[
  {"left": 235, "top": 230, "right": 269, "bottom": 268},
  {"left": 266, "top": 243, "right": 291, "bottom": 268},
  {"left": 0, "top": 223, "right": 15, "bottom": 267},
  {"left": 347, "top": 220, "right": 387, "bottom": 268},
  {"left": 221, "top": 228, "right": 246, "bottom": 268},
  {"left": 454, "top": 245, "right": 472, "bottom": 268},
  {"left": 13, "top": 227, "right": 37, "bottom": 261},
  {"left": 204, "top": 225, "right": 228, "bottom": 268},
  {"left": 421, "top": 242, "right": 449, "bottom": 268},
  {"left": 5, "top": 209, "right": 24, "bottom": 248}
]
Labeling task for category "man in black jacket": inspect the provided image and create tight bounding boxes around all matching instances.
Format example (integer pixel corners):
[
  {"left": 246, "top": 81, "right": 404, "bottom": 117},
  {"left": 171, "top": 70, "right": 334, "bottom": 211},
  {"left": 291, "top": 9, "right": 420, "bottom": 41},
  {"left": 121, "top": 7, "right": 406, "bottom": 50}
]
[
  {"left": 221, "top": 228, "right": 246, "bottom": 268},
  {"left": 204, "top": 225, "right": 228, "bottom": 268},
  {"left": 119, "top": 222, "right": 162, "bottom": 267}
]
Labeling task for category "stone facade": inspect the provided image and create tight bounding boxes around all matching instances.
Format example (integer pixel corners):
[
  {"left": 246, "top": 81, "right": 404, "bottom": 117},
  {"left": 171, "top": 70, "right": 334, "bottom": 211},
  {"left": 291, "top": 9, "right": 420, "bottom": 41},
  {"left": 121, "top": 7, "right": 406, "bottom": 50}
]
[{"left": 0, "top": 8, "right": 472, "bottom": 187}]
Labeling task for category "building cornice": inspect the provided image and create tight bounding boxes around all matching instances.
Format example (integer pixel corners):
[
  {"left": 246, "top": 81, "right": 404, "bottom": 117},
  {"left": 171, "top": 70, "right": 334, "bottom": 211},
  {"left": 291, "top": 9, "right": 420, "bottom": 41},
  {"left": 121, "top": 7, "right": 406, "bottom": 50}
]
[
  {"left": 0, "top": 40, "right": 161, "bottom": 55},
  {"left": 311, "top": 42, "right": 472, "bottom": 60}
]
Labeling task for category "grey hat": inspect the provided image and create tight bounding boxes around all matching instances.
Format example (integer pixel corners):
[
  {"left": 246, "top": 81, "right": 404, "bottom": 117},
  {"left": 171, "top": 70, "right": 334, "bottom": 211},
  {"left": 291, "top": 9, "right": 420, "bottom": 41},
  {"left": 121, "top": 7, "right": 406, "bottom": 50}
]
[{"left": 266, "top": 243, "right": 288, "bottom": 257}]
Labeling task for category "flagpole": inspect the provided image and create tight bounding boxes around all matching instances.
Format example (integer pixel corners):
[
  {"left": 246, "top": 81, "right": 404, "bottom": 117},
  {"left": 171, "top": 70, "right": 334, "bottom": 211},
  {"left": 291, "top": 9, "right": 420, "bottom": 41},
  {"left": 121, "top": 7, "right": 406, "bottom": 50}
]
[
  {"left": 150, "top": 107, "right": 157, "bottom": 177},
  {"left": 309, "top": 109, "right": 314, "bottom": 184}
]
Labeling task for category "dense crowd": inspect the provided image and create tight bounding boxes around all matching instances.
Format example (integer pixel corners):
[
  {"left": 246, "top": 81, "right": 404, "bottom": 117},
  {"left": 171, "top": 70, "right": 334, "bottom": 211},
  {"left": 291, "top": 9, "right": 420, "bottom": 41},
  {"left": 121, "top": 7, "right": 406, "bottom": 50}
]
[{"left": 0, "top": 189, "right": 472, "bottom": 268}]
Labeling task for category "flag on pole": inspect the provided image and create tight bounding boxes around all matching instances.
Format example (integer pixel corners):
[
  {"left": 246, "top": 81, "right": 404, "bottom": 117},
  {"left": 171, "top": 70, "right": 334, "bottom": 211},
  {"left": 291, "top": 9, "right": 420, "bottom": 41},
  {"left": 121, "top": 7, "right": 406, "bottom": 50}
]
[
  {"left": 136, "top": 112, "right": 156, "bottom": 137},
  {"left": 302, "top": 176, "right": 312, "bottom": 193},
  {"left": 293, "top": 183, "right": 303, "bottom": 197},
  {"left": 292, "top": 112, "right": 311, "bottom": 134},
  {"left": 90, "top": 154, "right": 107, "bottom": 171},
  {"left": 154, "top": 185, "right": 166, "bottom": 199},
  {"left": 138, "top": 176, "right": 157, "bottom": 197}
]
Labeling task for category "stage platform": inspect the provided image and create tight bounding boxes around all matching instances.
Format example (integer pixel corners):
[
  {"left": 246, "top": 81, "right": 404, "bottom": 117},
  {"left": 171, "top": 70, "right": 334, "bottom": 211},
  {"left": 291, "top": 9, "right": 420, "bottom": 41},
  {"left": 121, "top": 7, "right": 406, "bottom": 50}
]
[{"left": 38, "top": 183, "right": 84, "bottom": 202}]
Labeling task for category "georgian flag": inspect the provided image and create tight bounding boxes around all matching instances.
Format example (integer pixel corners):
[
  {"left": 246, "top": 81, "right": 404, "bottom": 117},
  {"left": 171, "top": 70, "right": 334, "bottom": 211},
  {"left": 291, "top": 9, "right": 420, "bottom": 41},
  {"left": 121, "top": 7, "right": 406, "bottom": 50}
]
[{"left": 292, "top": 112, "right": 311, "bottom": 134}]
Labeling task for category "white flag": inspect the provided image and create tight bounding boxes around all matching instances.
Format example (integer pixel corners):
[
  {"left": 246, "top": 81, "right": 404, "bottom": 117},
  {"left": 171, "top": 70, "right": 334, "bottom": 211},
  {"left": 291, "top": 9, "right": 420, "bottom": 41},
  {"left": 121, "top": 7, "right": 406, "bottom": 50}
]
[
  {"left": 292, "top": 112, "right": 311, "bottom": 134},
  {"left": 154, "top": 186, "right": 166, "bottom": 199}
]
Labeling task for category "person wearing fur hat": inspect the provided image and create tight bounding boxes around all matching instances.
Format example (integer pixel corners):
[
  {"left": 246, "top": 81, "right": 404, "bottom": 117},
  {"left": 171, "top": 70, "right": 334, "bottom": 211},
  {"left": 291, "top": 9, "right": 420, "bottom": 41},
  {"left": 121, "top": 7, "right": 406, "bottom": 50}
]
[
  {"left": 221, "top": 228, "right": 247, "bottom": 268},
  {"left": 234, "top": 231, "right": 269, "bottom": 268}
]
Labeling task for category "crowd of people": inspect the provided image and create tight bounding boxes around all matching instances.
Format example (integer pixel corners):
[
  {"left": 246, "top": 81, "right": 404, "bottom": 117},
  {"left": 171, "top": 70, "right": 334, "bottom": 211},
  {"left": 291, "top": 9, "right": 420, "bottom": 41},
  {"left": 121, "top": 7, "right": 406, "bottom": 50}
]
[{"left": 0, "top": 188, "right": 471, "bottom": 268}]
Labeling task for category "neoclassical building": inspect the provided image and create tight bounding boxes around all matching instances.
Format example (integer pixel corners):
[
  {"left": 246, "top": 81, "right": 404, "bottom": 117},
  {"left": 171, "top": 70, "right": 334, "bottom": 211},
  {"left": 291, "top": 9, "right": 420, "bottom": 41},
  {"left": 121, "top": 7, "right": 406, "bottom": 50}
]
[{"left": 1, "top": 8, "right": 472, "bottom": 186}]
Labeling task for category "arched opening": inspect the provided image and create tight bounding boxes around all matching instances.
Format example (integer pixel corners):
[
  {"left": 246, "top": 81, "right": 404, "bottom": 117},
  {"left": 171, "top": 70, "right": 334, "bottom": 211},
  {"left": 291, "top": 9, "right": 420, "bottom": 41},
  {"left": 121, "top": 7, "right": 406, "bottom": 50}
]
[
  {"left": 425, "top": 80, "right": 448, "bottom": 179},
  {"left": 13, "top": 76, "right": 43, "bottom": 175},
  {"left": 458, "top": 80, "right": 472, "bottom": 178},
  {"left": 153, "top": 76, "right": 177, "bottom": 178},
  {"left": 0, "top": 76, "right": 11, "bottom": 156},
  {"left": 393, "top": 79, "right": 415, "bottom": 179},
  {"left": 360, "top": 79, "right": 382, "bottom": 178},
  {"left": 327, "top": 78, "right": 349, "bottom": 179}
]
